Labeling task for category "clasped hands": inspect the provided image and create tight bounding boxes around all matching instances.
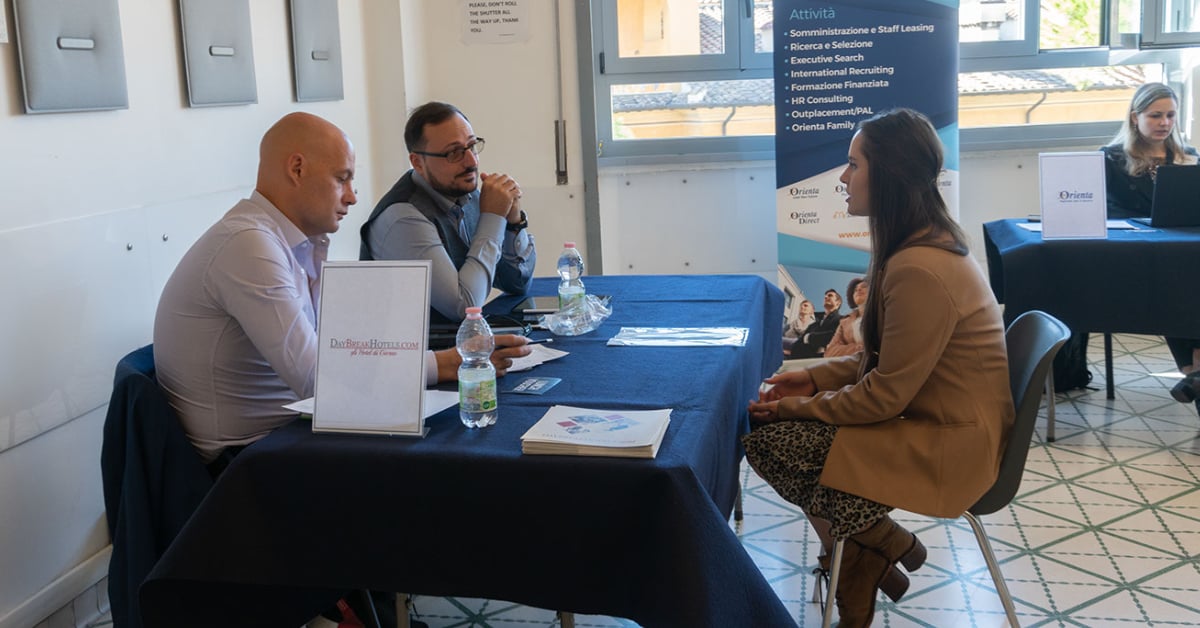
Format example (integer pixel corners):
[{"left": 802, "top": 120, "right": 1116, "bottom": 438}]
[
  {"left": 747, "top": 369, "right": 816, "bottom": 424},
  {"left": 480, "top": 171, "right": 523, "bottom": 223}
]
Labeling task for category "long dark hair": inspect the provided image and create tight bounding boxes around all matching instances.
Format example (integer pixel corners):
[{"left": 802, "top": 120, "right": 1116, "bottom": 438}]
[{"left": 857, "top": 109, "right": 968, "bottom": 365}]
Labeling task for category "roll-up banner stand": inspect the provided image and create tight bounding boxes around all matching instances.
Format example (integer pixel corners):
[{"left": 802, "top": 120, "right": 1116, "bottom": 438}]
[{"left": 774, "top": 1, "right": 959, "bottom": 351}]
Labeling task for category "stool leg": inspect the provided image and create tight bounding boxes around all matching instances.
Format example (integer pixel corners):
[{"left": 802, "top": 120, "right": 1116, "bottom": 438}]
[{"left": 557, "top": 611, "right": 575, "bottom": 628}]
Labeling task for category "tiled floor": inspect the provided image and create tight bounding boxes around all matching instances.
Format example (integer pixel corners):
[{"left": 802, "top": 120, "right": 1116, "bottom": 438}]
[
  {"left": 738, "top": 334, "right": 1200, "bottom": 626},
  {"left": 87, "top": 335, "right": 1200, "bottom": 627}
]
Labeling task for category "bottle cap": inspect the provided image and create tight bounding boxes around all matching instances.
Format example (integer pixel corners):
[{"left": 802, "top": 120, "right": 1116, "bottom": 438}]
[
  {"left": 563, "top": 241, "right": 576, "bottom": 248},
  {"left": 465, "top": 306, "right": 483, "bottom": 319}
]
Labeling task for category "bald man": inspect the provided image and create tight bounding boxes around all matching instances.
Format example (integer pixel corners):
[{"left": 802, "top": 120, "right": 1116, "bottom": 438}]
[{"left": 154, "top": 112, "right": 530, "bottom": 469}]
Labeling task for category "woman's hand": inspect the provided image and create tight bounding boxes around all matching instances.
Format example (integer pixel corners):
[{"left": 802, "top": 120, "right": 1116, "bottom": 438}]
[
  {"left": 747, "top": 399, "right": 782, "bottom": 424},
  {"left": 746, "top": 369, "right": 817, "bottom": 424},
  {"left": 758, "top": 369, "right": 817, "bottom": 401}
]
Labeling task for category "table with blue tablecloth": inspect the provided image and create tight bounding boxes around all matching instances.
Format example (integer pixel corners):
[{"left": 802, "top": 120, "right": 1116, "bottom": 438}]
[
  {"left": 983, "top": 219, "right": 1200, "bottom": 396},
  {"left": 140, "top": 274, "right": 794, "bottom": 628}
]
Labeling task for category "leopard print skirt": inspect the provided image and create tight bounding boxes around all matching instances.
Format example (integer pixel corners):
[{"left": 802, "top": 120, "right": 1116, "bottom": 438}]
[{"left": 742, "top": 419, "right": 890, "bottom": 538}]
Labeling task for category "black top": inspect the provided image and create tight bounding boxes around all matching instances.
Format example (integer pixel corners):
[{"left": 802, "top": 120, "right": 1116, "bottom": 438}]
[{"left": 1101, "top": 144, "right": 1199, "bottom": 219}]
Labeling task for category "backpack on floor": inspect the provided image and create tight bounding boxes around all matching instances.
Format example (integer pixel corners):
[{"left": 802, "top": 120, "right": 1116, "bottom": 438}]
[{"left": 1052, "top": 331, "right": 1093, "bottom": 392}]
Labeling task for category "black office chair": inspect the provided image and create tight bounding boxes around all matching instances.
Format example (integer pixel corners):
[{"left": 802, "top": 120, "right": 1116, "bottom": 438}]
[
  {"left": 101, "top": 345, "right": 214, "bottom": 628},
  {"left": 820, "top": 311, "right": 1071, "bottom": 628}
]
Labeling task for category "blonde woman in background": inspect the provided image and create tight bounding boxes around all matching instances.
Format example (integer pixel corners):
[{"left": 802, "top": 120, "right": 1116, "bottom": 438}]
[{"left": 1101, "top": 81, "right": 1200, "bottom": 412}]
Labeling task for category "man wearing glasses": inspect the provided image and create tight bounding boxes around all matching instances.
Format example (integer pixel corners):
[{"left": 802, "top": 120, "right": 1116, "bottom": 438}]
[{"left": 360, "top": 101, "right": 536, "bottom": 323}]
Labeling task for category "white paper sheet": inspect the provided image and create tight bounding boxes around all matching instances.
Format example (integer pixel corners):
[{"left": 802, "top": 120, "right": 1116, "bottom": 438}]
[
  {"left": 285, "top": 390, "right": 459, "bottom": 419},
  {"left": 1018, "top": 220, "right": 1149, "bottom": 232},
  {"left": 508, "top": 342, "right": 568, "bottom": 372},
  {"left": 606, "top": 327, "right": 749, "bottom": 347}
]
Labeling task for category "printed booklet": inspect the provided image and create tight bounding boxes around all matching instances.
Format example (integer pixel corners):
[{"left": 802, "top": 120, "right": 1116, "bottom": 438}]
[{"left": 520, "top": 405, "right": 671, "bottom": 459}]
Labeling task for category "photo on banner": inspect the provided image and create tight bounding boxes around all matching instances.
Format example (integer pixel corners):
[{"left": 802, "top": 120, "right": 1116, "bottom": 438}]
[
  {"left": 774, "top": 0, "right": 960, "bottom": 359},
  {"left": 778, "top": 264, "right": 864, "bottom": 360}
]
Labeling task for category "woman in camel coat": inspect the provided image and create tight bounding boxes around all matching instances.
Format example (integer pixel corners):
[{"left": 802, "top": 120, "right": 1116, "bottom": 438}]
[{"left": 743, "top": 109, "right": 1014, "bottom": 627}]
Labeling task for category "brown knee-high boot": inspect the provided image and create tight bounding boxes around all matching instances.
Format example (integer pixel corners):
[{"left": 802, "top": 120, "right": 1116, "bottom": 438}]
[
  {"left": 834, "top": 516, "right": 927, "bottom": 628},
  {"left": 852, "top": 515, "right": 927, "bottom": 573},
  {"left": 833, "top": 539, "right": 890, "bottom": 627},
  {"left": 809, "top": 514, "right": 911, "bottom": 602},
  {"left": 818, "top": 551, "right": 910, "bottom": 603}
]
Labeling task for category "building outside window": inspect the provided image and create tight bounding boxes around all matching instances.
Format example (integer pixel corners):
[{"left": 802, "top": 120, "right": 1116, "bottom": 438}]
[{"left": 590, "top": 0, "right": 1199, "bottom": 160}]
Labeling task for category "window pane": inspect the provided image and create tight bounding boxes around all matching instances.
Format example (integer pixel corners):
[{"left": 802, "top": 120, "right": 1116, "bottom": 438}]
[
  {"left": 616, "top": 0, "right": 725, "bottom": 59},
  {"left": 753, "top": 1, "right": 773, "bottom": 53},
  {"left": 1116, "top": 0, "right": 1141, "bottom": 34},
  {"left": 1040, "top": 0, "right": 1103, "bottom": 49},
  {"left": 958, "top": 64, "right": 1162, "bottom": 128},
  {"left": 1161, "top": 0, "right": 1200, "bottom": 33},
  {"left": 610, "top": 80, "right": 774, "bottom": 139},
  {"left": 960, "top": 0, "right": 1026, "bottom": 43}
]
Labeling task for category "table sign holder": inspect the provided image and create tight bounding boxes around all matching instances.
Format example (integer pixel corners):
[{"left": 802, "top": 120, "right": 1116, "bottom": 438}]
[
  {"left": 313, "top": 260, "right": 432, "bottom": 437},
  {"left": 1039, "top": 151, "right": 1107, "bottom": 240}
]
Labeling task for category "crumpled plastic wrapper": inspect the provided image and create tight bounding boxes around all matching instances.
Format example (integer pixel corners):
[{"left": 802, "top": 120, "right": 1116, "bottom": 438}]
[{"left": 539, "top": 294, "right": 612, "bottom": 336}]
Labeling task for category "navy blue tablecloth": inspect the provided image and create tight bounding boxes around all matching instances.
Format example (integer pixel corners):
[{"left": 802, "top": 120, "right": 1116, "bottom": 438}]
[
  {"left": 983, "top": 219, "right": 1200, "bottom": 338},
  {"left": 140, "top": 274, "right": 792, "bottom": 628}
]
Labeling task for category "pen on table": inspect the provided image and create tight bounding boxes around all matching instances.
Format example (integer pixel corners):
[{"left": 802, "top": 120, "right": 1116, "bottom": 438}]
[{"left": 528, "top": 338, "right": 553, "bottom": 344}]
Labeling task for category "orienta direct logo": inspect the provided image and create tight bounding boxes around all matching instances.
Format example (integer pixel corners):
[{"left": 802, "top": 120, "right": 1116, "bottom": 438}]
[
  {"left": 789, "top": 210, "right": 820, "bottom": 224},
  {"left": 329, "top": 337, "right": 422, "bottom": 357},
  {"left": 1058, "top": 190, "right": 1095, "bottom": 203}
]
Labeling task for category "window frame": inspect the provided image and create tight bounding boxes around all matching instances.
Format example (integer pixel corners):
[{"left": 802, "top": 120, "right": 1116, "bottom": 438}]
[
  {"left": 1142, "top": 0, "right": 1200, "bottom": 46},
  {"left": 959, "top": 0, "right": 1040, "bottom": 58},
  {"left": 588, "top": 0, "right": 1199, "bottom": 163}
]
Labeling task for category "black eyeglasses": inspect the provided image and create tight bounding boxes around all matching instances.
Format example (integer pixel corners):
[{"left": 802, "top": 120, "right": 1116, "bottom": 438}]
[{"left": 413, "top": 138, "right": 485, "bottom": 163}]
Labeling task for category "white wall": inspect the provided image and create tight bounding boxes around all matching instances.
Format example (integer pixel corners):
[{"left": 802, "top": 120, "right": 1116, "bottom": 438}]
[
  {"left": 0, "top": 1, "right": 383, "bottom": 624},
  {"left": 0, "top": 0, "right": 590, "bottom": 623},
  {"left": 394, "top": 0, "right": 588, "bottom": 276},
  {"left": 595, "top": 150, "right": 1055, "bottom": 277}
]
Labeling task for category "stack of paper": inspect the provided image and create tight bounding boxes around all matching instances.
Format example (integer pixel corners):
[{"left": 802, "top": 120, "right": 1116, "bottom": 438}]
[{"left": 520, "top": 405, "right": 671, "bottom": 458}]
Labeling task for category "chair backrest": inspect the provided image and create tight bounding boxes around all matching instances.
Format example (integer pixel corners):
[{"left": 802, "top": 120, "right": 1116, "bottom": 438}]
[
  {"left": 970, "top": 311, "right": 1071, "bottom": 516},
  {"left": 101, "top": 344, "right": 213, "bottom": 628}
]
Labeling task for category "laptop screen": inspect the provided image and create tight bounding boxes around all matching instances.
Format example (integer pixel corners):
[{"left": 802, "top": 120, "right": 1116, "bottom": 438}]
[{"left": 1149, "top": 165, "right": 1200, "bottom": 228}]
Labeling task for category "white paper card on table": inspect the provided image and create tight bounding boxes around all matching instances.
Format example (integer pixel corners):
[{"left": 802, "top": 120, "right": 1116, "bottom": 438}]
[
  {"left": 313, "top": 260, "right": 431, "bottom": 436},
  {"left": 520, "top": 405, "right": 672, "bottom": 458},
  {"left": 508, "top": 342, "right": 568, "bottom": 372},
  {"left": 606, "top": 327, "right": 749, "bottom": 347},
  {"left": 1039, "top": 152, "right": 1107, "bottom": 240},
  {"left": 1018, "top": 219, "right": 1143, "bottom": 232},
  {"left": 285, "top": 390, "right": 459, "bottom": 420}
]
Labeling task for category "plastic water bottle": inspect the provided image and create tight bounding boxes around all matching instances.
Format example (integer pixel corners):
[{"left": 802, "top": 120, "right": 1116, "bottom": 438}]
[
  {"left": 557, "top": 242, "right": 586, "bottom": 310},
  {"left": 456, "top": 307, "right": 497, "bottom": 428}
]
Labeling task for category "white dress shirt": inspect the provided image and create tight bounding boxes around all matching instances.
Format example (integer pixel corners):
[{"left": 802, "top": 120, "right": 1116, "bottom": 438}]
[{"left": 155, "top": 192, "right": 437, "bottom": 463}]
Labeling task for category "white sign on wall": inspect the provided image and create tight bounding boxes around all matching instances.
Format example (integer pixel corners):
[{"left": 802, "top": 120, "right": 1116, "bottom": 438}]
[
  {"left": 1039, "top": 151, "right": 1107, "bottom": 240},
  {"left": 461, "top": 0, "right": 530, "bottom": 44}
]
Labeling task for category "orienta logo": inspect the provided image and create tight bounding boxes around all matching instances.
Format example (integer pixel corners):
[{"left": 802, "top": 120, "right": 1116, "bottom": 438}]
[
  {"left": 1058, "top": 190, "right": 1094, "bottom": 201},
  {"left": 788, "top": 186, "right": 820, "bottom": 199}
]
